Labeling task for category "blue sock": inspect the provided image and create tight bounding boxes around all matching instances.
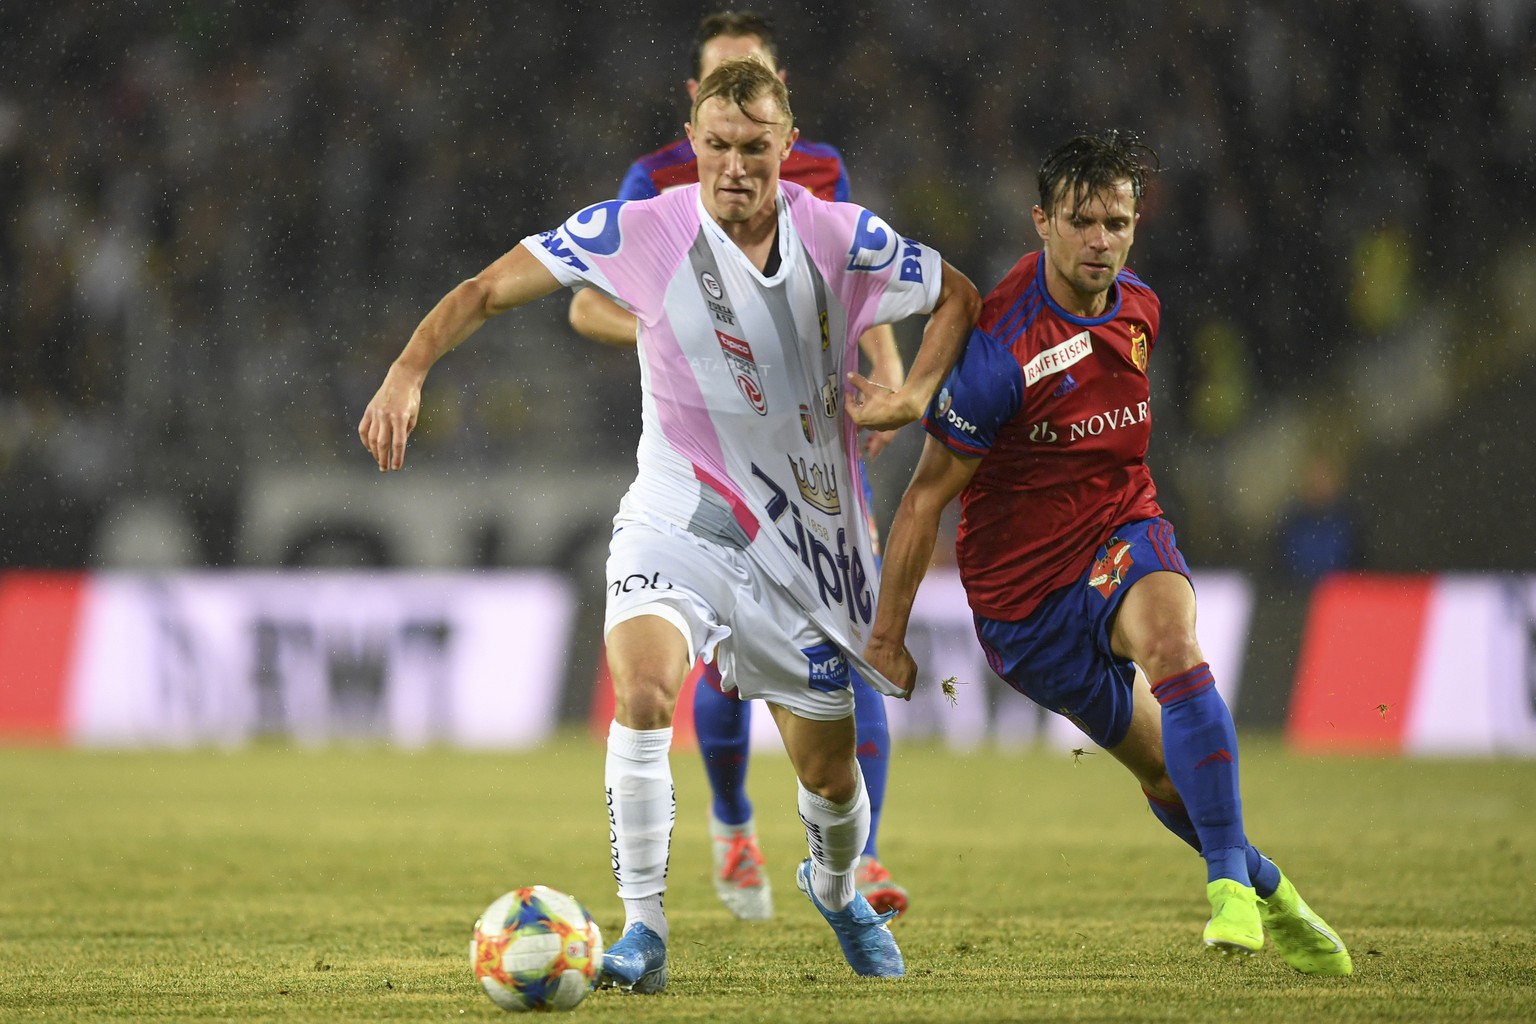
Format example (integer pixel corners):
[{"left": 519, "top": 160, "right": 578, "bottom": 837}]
[
  {"left": 1143, "top": 787, "right": 1280, "bottom": 898},
  {"left": 1152, "top": 662, "right": 1251, "bottom": 887},
  {"left": 693, "top": 663, "right": 753, "bottom": 826},
  {"left": 850, "top": 669, "right": 890, "bottom": 859}
]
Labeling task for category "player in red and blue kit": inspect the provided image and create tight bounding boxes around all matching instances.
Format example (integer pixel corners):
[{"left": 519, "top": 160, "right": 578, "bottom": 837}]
[
  {"left": 863, "top": 131, "right": 1353, "bottom": 976},
  {"left": 567, "top": 11, "right": 909, "bottom": 924}
]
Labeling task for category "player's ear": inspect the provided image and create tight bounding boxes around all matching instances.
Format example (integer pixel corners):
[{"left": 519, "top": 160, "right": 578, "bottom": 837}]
[
  {"left": 1031, "top": 205, "right": 1049, "bottom": 239},
  {"left": 783, "top": 126, "right": 799, "bottom": 159},
  {"left": 686, "top": 78, "right": 701, "bottom": 102}
]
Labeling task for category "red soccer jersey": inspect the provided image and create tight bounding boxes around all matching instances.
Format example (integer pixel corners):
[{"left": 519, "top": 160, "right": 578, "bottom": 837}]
[{"left": 921, "top": 251, "right": 1164, "bottom": 621}]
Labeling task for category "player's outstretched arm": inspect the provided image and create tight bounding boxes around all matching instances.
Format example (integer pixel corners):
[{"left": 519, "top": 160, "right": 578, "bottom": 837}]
[
  {"left": 848, "top": 259, "right": 979, "bottom": 432},
  {"left": 568, "top": 287, "right": 640, "bottom": 346},
  {"left": 359, "top": 245, "right": 562, "bottom": 472},
  {"left": 863, "top": 434, "right": 980, "bottom": 693}
]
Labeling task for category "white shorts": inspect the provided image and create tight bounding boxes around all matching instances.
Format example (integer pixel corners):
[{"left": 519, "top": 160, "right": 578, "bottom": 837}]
[{"left": 603, "top": 513, "right": 855, "bottom": 722}]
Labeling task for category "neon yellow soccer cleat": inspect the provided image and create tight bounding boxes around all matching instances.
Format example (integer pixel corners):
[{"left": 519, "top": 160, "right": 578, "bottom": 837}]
[
  {"left": 1259, "top": 874, "right": 1354, "bottom": 976},
  {"left": 1203, "top": 879, "right": 1264, "bottom": 957}
]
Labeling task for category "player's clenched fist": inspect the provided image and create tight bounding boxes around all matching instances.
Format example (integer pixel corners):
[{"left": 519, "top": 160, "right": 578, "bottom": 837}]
[
  {"left": 861, "top": 636, "right": 917, "bottom": 700},
  {"left": 358, "top": 365, "right": 424, "bottom": 472}
]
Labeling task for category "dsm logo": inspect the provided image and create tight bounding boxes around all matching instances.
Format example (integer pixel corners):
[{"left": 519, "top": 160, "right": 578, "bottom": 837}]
[
  {"left": 935, "top": 387, "right": 977, "bottom": 435},
  {"left": 562, "top": 199, "right": 625, "bottom": 257}
]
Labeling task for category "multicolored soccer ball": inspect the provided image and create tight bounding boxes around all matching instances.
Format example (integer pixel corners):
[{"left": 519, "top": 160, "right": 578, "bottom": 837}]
[{"left": 470, "top": 886, "right": 604, "bottom": 1012}]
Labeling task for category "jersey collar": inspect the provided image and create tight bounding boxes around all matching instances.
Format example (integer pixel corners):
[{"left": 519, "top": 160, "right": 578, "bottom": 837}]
[
  {"left": 1034, "top": 251, "right": 1123, "bottom": 326},
  {"left": 696, "top": 186, "right": 796, "bottom": 285}
]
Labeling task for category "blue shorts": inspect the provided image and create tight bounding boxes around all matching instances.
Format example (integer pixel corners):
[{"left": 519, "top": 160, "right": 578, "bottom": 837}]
[{"left": 973, "top": 517, "right": 1190, "bottom": 749}]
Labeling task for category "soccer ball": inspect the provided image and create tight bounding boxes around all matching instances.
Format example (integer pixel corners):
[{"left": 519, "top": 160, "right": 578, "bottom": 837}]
[{"left": 470, "top": 886, "right": 605, "bottom": 1012}]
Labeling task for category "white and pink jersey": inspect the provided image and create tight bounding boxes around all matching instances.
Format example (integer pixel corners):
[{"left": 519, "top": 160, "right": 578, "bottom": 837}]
[{"left": 522, "top": 181, "right": 941, "bottom": 688}]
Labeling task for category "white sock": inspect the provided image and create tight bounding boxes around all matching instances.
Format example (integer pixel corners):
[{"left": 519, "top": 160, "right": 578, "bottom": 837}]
[
  {"left": 606, "top": 721, "right": 674, "bottom": 942},
  {"left": 621, "top": 894, "right": 668, "bottom": 942},
  {"left": 797, "top": 773, "right": 868, "bottom": 912}
]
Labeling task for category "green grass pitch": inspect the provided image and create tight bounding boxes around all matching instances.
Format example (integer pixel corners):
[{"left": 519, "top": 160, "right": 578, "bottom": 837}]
[{"left": 2, "top": 733, "right": 1533, "bottom": 1022}]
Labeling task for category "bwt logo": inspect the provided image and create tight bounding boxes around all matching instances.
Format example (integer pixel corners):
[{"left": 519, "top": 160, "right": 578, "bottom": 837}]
[
  {"left": 846, "top": 210, "right": 900, "bottom": 272},
  {"left": 898, "top": 238, "right": 924, "bottom": 283},
  {"left": 562, "top": 199, "right": 626, "bottom": 256},
  {"left": 847, "top": 211, "right": 925, "bottom": 282},
  {"left": 538, "top": 230, "right": 589, "bottom": 273}
]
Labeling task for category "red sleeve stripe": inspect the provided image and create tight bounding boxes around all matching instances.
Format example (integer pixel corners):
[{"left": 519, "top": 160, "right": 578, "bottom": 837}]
[{"left": 922, "top": 416, "right": 989, "bottom": 456}]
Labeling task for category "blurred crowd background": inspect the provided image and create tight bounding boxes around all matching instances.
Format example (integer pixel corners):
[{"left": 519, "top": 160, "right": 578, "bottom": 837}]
[{"left": 3, "top": 0, "right": 1534, "bottom": 582}]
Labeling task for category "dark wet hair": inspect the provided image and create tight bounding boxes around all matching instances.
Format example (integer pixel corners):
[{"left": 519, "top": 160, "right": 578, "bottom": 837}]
[
  {"left": 1038, "top": 130, "right": 1160, "bottom": 217},
  {"left": 691, "top": 55, "right": 792, "bottom": 131},
  {"left": 694, "top": 11, "right": 778, "bottom": 76}
]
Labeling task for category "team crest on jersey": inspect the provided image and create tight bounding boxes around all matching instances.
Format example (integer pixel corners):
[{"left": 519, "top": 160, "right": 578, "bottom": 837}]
[
  {"left": 821, "top": 373, "right": 839, "bottom": 418},
  {"left": 1129, "top": 323, "right": 1149, "bottom": 373},
  {"left": 717, "top": 329, "right": 767, "bottom": 415},
  {"left": 800, "top": 404, "right": 814, "bottom": 443},
  {"left": 701, "top": 271, "right": 723, "bottom": 299},
  {"left": 1088, "top": 538, "right": 1134, "bottom": 598}
]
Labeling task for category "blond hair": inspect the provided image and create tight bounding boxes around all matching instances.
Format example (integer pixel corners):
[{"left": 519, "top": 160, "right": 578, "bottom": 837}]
[{"left": 689, "top": 55, "right": 792, "bottom": 132}]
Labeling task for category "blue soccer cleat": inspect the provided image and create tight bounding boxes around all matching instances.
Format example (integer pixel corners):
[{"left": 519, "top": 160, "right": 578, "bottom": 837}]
[
  {"left": 599, "top": 923, "right": 667, "bottom": 994},
  {"left": 795, "top": 858, "right": 905, "bottom": 978}
]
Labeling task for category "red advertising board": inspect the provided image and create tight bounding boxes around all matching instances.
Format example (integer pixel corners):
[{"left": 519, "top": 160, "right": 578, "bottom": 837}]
[{"left": 1288, "top": 574, "right": 1536, "bottom": 755}]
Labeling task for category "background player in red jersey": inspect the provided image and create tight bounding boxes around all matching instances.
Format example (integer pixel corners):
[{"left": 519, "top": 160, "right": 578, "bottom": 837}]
[
  {"left": 862, "top": 131, "right": 1353, "bottom": 976},
  {"left": 568, "top": 11, "right": 910, "bottom": 924}
]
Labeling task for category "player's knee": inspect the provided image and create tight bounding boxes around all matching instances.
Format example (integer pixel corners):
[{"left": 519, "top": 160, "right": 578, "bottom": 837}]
[
  {"left": 797, "top": 760, "right": 859, "bottom": 806},
  {"left": 1137, "top": 631, "right": 1202, "bottom": 682},
  {"left": 612, "top": 671, "right": 679, "bottom": 730}
]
